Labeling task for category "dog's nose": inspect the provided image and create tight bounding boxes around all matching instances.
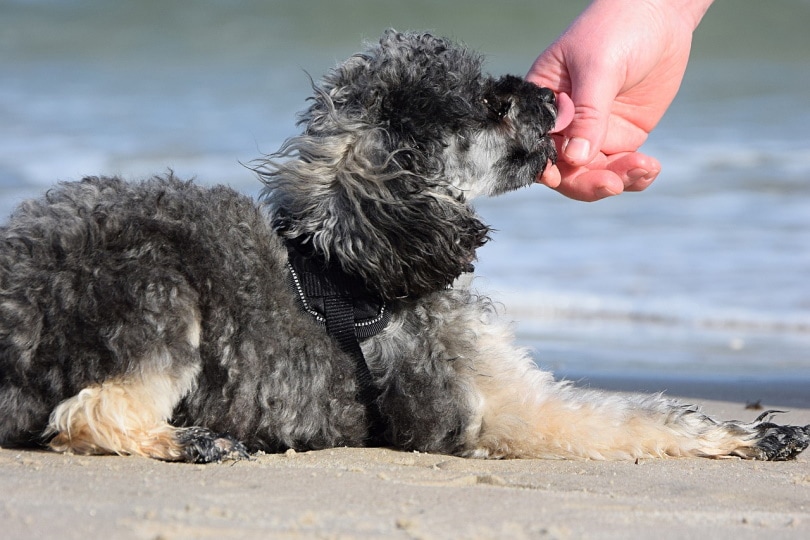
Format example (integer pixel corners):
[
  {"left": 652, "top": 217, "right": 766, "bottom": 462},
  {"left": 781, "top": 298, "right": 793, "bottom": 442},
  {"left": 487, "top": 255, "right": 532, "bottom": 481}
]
[{"left": 538, "top": 87, "right": 555, "bottom": 105}]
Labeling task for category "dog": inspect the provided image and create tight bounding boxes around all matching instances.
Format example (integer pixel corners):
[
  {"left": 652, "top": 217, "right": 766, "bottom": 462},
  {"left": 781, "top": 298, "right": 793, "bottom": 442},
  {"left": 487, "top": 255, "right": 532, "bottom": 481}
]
[{"left": 1, "top": 30, "right": 808, "bottom": 463}]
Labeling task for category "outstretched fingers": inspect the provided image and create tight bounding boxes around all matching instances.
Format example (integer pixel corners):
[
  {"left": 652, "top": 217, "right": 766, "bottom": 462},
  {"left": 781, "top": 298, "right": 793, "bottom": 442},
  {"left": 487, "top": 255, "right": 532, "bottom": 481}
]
[{"left": 537, "top": 150, "right": 661, "bottom": 202}]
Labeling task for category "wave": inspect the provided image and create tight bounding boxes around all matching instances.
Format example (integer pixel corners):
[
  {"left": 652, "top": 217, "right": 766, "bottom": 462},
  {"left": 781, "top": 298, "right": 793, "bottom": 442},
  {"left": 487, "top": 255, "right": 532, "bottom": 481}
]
[{"left": 495, "top": 288, "right": 810, "bottom": 335}]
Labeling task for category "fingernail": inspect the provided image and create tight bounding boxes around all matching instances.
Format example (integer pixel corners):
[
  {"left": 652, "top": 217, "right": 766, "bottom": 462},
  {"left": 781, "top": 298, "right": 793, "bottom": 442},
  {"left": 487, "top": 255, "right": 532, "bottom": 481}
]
[
  {"left": 626, "top": 168, "right": 650, "bottom": 182},
  {"left": 563, "top": 137, "right": 590, "bottom": 163},
  {"left": 595, "top": 186, "right": 619, "bottom": 199}
]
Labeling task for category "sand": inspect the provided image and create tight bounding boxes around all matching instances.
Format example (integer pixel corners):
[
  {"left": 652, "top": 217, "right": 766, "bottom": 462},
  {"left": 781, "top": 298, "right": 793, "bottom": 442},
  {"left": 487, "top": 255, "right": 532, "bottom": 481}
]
[{"left": 2, "top": 382, "right": 808, "bottom": 540}]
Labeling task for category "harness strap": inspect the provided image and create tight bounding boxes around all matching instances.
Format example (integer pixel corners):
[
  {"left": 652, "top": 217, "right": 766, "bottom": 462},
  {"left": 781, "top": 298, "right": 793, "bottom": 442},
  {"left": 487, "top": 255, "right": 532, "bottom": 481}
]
[
  {"left": 284, "top": 244, "right": 389, "bottom": 440},
  {"left": 322, "top": 295, "right": 378, "bottom": 406}
]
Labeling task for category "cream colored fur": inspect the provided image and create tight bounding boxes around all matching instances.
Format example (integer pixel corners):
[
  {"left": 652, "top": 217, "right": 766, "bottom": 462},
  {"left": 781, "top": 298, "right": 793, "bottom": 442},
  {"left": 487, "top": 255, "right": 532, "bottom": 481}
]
[
  {"left": 456, "top": 313, "right": 762, "bottom": 460},
  {"left": 47, "top": 317, "right": 202, "bottom": 459}
]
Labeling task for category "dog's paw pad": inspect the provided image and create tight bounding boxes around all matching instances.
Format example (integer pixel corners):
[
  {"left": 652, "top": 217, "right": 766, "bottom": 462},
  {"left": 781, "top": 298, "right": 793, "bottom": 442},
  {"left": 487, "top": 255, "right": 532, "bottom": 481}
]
[{"left": 176, "top": 427, "right": 251, "bottom": 463}]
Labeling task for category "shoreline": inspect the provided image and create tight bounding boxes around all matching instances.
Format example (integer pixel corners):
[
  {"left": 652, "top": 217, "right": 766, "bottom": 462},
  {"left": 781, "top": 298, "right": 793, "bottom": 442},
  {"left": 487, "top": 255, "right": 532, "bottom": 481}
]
[
  {"left": 2, "top": 379, "right": 808, "bottom": 540},
  {"left": 563, "top": 373, "right": 810, "bottom": 409}
]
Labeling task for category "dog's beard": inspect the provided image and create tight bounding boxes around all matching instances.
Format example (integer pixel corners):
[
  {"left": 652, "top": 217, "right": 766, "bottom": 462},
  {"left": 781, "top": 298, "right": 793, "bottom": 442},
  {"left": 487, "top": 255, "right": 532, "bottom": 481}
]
[
  {"left": 490, "top": 136, "right": 557, "bottom": 196},
  {"left": 444, "top": 132, "right": 556, "bottom": 199}
]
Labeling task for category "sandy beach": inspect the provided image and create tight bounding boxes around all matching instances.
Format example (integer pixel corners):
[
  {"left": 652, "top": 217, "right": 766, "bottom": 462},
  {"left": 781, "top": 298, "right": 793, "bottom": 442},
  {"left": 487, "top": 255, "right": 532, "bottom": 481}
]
[{"left": 2, "top": 381, "right": 808, "bottom": 540}]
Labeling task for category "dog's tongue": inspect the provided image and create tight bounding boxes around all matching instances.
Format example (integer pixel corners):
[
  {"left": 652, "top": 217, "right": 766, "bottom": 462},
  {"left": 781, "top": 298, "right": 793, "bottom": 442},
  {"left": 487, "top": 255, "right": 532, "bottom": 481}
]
[{"left": 550, "top": 92, "right": 574, "bottom": 134}]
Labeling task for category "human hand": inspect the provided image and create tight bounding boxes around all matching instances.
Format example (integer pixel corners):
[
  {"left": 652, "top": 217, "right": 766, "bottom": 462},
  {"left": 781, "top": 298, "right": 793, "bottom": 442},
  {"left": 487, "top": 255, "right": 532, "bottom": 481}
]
[{"left": 528, "top": 0, "right": 713, "bottom": 201}]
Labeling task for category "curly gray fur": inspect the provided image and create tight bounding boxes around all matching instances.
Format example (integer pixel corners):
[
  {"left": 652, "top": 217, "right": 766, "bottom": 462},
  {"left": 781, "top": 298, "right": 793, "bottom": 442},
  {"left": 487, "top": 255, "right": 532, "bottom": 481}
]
[{"left": 0, "top": 176, "right": 367, "bottom": 452}]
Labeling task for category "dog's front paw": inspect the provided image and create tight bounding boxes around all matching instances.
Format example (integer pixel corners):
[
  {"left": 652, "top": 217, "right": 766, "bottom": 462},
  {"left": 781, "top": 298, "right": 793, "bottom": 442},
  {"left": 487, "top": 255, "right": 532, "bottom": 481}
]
[{"left": 175, "top": 427, "right": 251, "bottom": 463}]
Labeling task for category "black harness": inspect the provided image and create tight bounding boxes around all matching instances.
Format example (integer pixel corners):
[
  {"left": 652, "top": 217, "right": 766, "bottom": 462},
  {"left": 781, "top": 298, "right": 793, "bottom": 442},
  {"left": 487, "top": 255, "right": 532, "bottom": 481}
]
[{"left": 285, "top": 244, "right": 390, "bottom": 432}]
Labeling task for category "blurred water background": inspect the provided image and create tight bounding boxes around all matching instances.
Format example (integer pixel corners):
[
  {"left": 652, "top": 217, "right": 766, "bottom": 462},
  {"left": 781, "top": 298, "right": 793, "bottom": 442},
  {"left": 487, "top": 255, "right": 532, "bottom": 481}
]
[{"left": 2, "top": 0, "right": 809, "bottom": 388}]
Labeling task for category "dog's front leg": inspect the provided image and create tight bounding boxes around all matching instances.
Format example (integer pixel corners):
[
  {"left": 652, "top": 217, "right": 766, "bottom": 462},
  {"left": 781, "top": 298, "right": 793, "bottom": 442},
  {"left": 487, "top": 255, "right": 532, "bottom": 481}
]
[{"left": 454, "top": 305, "right": 809, "bottom": 460}]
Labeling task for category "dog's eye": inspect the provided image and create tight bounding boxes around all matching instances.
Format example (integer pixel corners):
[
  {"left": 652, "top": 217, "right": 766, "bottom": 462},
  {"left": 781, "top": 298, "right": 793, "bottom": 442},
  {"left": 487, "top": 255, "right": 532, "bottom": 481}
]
[{"left": 483, "top": 97, "right": 511, "bottom": 120}]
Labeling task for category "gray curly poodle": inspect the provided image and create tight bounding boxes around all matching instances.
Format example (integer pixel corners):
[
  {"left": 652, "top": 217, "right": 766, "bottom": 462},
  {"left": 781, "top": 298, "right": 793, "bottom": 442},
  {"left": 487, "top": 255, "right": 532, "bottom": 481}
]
[{"left": 1, "top": 31, "right": 807, "bottom": 462}]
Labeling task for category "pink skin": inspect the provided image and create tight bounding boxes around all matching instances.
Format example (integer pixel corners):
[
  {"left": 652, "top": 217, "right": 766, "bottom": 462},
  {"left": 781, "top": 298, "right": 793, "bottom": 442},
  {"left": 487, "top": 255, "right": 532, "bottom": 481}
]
[{"left": 528, "top": 0, "right": 714, "bottom": 201}]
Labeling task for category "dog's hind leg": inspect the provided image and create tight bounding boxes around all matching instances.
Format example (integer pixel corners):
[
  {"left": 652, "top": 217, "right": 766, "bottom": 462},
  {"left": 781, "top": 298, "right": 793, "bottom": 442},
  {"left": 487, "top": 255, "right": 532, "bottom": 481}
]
[
  {"left": 48, "top": 365, "right": 194, "bottom": 459},
  {"left": 457, "top": 315, "right": 810, "bottom": 461},
  {"left": 47, "top": 368, "right": 247, "bottom": 463},
  {"left": 46, "top": 316, "right": 247, "bottom": 463}
]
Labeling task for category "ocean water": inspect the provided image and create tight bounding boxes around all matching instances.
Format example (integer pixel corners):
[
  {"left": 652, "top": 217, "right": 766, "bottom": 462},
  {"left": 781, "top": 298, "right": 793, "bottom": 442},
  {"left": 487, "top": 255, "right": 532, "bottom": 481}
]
[{"left": 2, "top": 0, "right": 809, "bottom": 383}]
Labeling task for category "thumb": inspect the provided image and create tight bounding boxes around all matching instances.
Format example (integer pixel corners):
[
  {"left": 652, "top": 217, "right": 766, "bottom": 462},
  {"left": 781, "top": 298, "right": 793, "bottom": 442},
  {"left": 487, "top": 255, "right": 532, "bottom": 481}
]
[{"left": 559, "top": 73, "right": 617, "bottom": 167}]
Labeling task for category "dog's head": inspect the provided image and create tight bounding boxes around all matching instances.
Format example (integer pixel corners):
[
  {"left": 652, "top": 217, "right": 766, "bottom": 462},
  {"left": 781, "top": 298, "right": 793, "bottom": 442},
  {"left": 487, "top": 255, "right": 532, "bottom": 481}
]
[{"left": 257, "top": 30, "right": 557, "bottom": 300}]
